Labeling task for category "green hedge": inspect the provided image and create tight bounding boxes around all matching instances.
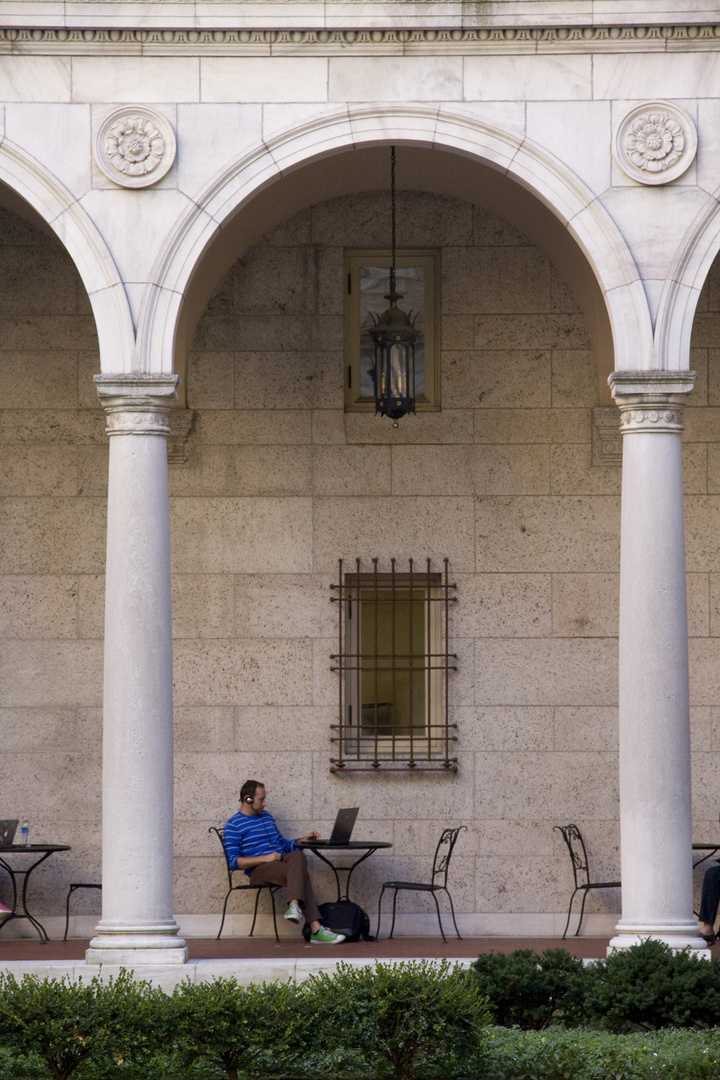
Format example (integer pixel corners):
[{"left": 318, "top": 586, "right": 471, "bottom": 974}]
[
  {"left": 0, "top": 961, "right": 488, "bottom": 1080},
  {"left": 471, "top": 940, "right": 720, "bottom": 1033},
  {"left": 482, "top": 1028, "right": 720, "bottom": 1080},
  {"left": 0, "top": 970, "right": 158, "bottom": 1080},
  {"left": 6, "top": 1024, "right": 720, "bottom": 1080},
  {"left": 304, "top": 959, "right": 490, "bottom": 1080},
  {"left": 579, "top": 939, "right": 720, "bottom": 1032},
  {"left": 3, "top": 947, "right": 720, "bottom": 1080},
  {"left": 471, "top": 948, "right": 586, "bottom": 1030},
  {"left": 167, "top": 977, "right": 315, "bottom": 1080}
]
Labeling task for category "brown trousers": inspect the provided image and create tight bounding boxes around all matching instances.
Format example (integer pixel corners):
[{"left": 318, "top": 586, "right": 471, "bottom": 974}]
[{"left": 248, "top": 850, "right": 321, "bottom": 924}]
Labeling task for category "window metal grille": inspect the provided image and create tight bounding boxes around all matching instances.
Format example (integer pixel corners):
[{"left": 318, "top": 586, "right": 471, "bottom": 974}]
[{"left": 330, "top": 558, "right": 458, "bottom": 773}]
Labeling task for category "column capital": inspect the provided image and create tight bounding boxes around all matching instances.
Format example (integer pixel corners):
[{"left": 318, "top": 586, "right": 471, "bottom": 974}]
[
  {"left": 609, "top": 371, "right": 696, "bottom": 435},
  {"left": 94, "top": 374, "right": 179, "bottom": 436}
]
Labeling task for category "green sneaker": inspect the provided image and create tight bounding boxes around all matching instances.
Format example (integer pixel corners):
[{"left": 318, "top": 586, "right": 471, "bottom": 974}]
[
  {"left": 284, "top": 902, "right": 301, "bottom": 924},
  {"left": 310, "top": 925, "right": 346, "bottom": 944}
]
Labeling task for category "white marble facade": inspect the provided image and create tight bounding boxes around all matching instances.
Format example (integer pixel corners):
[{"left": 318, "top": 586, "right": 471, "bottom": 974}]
[{"left": 1, "top": 0, "right": 720, "bottom": 961}]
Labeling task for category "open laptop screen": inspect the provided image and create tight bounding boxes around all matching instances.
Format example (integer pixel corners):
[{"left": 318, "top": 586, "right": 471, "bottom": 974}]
[
  {"left": 0, "top": 820, "right": 18, "bottom": 846},
  {"left": 328, "top": 807, "right": 359, "bottom": 845}
]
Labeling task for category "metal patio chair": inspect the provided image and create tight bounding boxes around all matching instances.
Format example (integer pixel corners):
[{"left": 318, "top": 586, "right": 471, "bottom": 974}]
[
  {"left": 554, "top": 823, "right": 621, "bottom": 938},
  {"left": 209, "top": 826, "right": 280, "bottom": 941},
  {"left": 63, "top": 881, "right": 102, "bottom": 941},
  {"left": 376, "top": 825, "right": 466, "bottom": 943}
]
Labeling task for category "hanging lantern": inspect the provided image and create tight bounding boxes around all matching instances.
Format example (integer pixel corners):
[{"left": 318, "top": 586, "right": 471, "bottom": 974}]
[{"left": 370, "top": 147, "right": 417, "bottom": 426}]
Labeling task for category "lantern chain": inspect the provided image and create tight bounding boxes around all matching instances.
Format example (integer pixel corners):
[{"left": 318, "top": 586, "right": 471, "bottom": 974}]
[{"left": 390, "top": 145, "right": 396, "bottom": 297}]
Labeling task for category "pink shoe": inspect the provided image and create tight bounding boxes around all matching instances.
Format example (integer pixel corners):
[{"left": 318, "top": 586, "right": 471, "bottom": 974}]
[{"left": 0, "top": 901, "right": 11, "bottom": 914}]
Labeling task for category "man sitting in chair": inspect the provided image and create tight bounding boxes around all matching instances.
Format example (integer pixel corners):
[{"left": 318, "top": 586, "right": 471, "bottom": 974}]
[
  {"left": 698, "top": 861, "right": 720, "bottom": 945},
  {"left": 223, "top": 779, "right": 345, "bottom": 944}
]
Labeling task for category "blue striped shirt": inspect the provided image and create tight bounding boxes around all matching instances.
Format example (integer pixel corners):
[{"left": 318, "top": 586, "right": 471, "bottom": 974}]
[{"left": 223, "top": 809, "right": 298, "bottom": 874}]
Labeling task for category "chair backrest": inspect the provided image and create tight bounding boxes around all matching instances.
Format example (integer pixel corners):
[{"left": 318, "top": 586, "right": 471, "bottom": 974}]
[
  {"left": 431, "top": 826, "right": 467, "bottom": 888},
  {"left": 553, "top": 823, "right": 591, "bottom": 889},
  {"left": 209, "top": 825, "right": 234, "bottom": 886}
]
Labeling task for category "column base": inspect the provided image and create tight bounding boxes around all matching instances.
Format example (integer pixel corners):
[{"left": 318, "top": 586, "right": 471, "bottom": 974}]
[
  {"left": 86, "top": 947, "right": 189, "bottom": 965},
  {"left": 609, "top": 920, "right": 708, "bottom": 954},
  {"left": 86, "top": 921, "right": 188, "bottom": 965}
]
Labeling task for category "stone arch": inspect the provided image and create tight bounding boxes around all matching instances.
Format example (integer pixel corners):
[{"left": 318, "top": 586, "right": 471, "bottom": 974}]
[
  {"left": 655, "top": 190, "right": 720, "bottom": 370},
  {"left": 0, "top": 135, "right": 134, "bottom": 372},
  {"left": 139, "top": 105, "right": 653, "bottom": 386}
]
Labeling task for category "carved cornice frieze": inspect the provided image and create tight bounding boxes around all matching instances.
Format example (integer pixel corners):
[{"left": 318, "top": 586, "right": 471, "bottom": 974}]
[
  {"left": 617, "top": 405, "right": 686, "bottom": 434},
  {"left": 103, "top": 405, "right": 173, "bottom": 436},
  {"left": 1, "top": 25, "right": 719, "bottom": 55}
]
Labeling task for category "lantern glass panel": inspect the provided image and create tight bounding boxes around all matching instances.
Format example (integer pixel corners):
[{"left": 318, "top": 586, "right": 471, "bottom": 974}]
[
  {"left": 389, "top": 341, "right": 413, "bottom": 398},
  {"left": 362, "top": 265, "right": 424, "bottom": 398}
]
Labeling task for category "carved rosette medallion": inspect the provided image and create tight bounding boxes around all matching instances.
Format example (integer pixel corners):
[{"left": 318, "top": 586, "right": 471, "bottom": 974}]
[
  {"left": 615, "top": 103, "right": 696, "bottom": 185},
  {"left": 95, "top": 107, "right": 176, "bottom": 189}
]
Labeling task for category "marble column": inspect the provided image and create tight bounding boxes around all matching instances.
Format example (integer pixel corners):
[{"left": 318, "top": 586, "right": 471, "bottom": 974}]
[
  {"left": 608, "top": 371, "right": 705, "bottom": 952},
  {"left": 87, "top": 374, "right": 187, "bottom": 965}
]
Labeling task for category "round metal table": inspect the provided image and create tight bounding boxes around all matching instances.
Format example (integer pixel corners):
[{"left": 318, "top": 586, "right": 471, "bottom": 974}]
[
  {"left": 0, "top": 844, "right": 71, "bottom": 943},
  {"left": 297, "top": 840, "right": 392, "bottom": 902}
]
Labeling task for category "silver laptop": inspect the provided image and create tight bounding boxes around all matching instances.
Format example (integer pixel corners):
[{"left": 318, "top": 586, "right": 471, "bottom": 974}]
[
  {"left": 312, "top": 807, "right": 359, "bottom": 846},
  {"left": 0, "top": 820, "right": 18, "bottom": 846}
]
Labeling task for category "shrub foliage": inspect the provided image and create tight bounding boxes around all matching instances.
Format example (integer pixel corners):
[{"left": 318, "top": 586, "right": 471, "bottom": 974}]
[
  {"left": 168, "top": 976, "right": 314, "bottom": 1080},
  {"left": 473, "top": 940, "right": 720, "bottom": 1033},
  {"left": 305, "top": 958, "right": 491, "bottom": 1080},
  {"left": 0, "top": 969, "right": 156, "bottom": 1080},
  {"left": 580, "top": 938, "right": 720, "bottom": 1033},
  {"left": 471, "top": 947, "right": 586, "bottom": 1029},
  {"left": 2, "top": 944, "right": 720, "bottom": 1080}
]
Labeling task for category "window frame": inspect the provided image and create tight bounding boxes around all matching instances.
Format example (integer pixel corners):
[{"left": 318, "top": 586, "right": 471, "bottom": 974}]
[
  {"left": 330, "top": 559, "right": 458, "bottom": 773},
  {"left": 343, "top": 249, "right": 442, "bottom": 413},
  {"left": 345, "top": 573, "right": 442, "bottom": 749}
]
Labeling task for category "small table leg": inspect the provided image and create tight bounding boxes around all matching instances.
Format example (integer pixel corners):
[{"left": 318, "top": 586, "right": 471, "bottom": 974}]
[
  {"left": 307, "top": 846, "right": 379, "bottom": 903},
  {"left": 0, "top": 850, "right": 54, "bottom": 943}
]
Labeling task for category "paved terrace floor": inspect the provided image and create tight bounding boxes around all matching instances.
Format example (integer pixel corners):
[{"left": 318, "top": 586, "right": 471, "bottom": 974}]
[{"left": 0, "top": 937, "right": 618, "bottom": 962}]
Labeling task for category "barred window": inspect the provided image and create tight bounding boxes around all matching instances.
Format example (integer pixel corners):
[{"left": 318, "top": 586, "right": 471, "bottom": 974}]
[{"left": 330, "top": 558, "right": 457, "bottom": 773}]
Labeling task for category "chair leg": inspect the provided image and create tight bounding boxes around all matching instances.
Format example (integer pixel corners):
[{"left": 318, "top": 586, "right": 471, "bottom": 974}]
[
  {"left": 269, "top": 887, "right": 279, "bottom": 943},
  {"left": 575, "top": 888, "right": 589, "bottom": 937},
  {"left": 63, "top": 885, "right": 75, "bottom": 942},
  {"left": 377, "top": 886, "right": 385, "bottom": 940},
  {"left": 431, "top": 890, "right": 447, "bottom": 944},
  {"left": 218, "top": 889, "right": 233, "bottom": 940},
  {"left": 443, "top": 888, "right": 462, "bottom": 940},
  {"left": 562, "top": 887, "right": 579, "bottom": 940},
  {"left": 389, "top": 889, "right": 399, "bottom": 940},
  {"left": 249, "top": 888, "right": 262, "bottom": 937}
]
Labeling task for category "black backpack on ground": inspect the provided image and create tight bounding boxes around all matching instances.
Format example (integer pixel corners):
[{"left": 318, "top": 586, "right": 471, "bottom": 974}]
[{"left": 302, "top": 900, "right": 374, "bottom": 942}]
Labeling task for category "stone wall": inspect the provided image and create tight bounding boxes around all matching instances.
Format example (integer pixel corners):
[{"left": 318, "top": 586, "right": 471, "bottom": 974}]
[
  {"left": 177, "top": 188, "right": 612, "bottom": 935},
  {"left": 0, "top": 206, "right": 105, "bottom": 925},
  {"left": 1, "top": 189, "right": 718, "bottom": 935}
]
